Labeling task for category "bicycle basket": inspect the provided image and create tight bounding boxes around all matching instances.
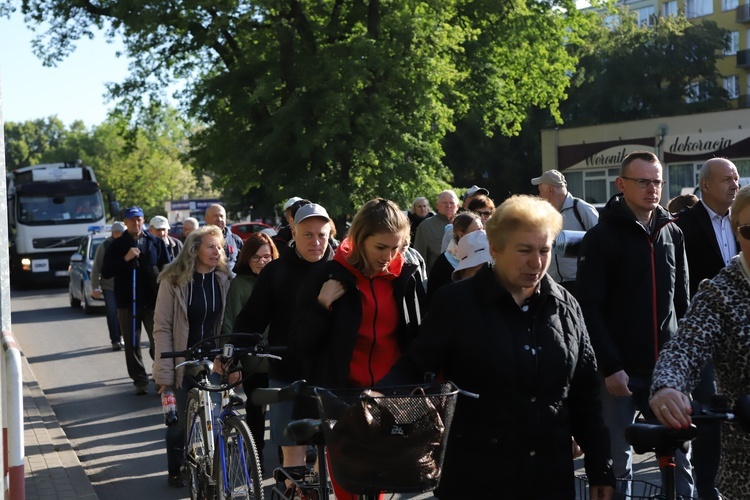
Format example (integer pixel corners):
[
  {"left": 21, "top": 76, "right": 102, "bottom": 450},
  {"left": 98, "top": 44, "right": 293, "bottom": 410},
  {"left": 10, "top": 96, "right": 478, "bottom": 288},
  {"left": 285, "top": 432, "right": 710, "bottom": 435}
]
[
  {"left": 576, "top": 475, "right": 662, "bottom": 499},
  {"left": 314, "top": 382, "right": 459, "bottom": 494}
]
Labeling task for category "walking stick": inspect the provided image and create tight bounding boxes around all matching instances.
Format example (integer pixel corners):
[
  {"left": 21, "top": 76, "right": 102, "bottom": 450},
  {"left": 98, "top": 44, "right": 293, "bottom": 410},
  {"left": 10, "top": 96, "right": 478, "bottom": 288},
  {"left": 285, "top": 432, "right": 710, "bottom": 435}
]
[{"left": 132, "top": 255, "right": 138, "bottom": 348}]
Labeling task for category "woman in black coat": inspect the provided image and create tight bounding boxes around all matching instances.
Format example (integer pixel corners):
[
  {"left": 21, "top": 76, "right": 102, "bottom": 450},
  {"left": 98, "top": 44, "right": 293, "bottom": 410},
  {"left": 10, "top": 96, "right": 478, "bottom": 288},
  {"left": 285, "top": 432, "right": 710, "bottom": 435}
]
[{"left": 382, "top": 195, "right": 615, "bottom": 499}]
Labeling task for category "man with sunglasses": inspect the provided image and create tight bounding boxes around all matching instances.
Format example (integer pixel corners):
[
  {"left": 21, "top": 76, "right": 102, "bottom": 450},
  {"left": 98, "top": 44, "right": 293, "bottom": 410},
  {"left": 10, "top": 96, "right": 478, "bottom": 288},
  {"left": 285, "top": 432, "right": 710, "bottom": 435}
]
[
  {"left": 576, "top": 151, "right": 692, "bottom": 498},
  {"left": 532, "top": 169, "right": 599, "bottom": 295},
  {"left": 670, "top": 157, "right": 740, "bottom": 500}
]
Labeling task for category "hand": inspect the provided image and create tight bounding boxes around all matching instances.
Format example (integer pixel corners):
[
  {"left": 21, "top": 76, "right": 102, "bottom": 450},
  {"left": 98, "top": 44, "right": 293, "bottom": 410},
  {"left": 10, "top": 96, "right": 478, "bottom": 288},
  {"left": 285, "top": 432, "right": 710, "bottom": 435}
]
[
  {"left": 212, "top": 356, "right": 242, "bottom": 385},
  {"left": 157, "top": 384, "right": 171, "bottom": 395},
  {"left": 91, "top": 289, "right": 103, "bottom": 299},
  {"left": 572, "top": 438, "right": 583, "bottom": 459},
  {"left": 604, "top": 370, "right": 632, "bottom": 397},
  {"left": 589, "top": 485, "right": 614, "bottom": 499},
  {"left": 317, "top": 279, "right": 346, "bottom": 309},
  {"left": 649, "top": 387, "right": 692, "bottom": 429},
  {"left": 125, "top": 247, "right": 141, "bottom": 262}
]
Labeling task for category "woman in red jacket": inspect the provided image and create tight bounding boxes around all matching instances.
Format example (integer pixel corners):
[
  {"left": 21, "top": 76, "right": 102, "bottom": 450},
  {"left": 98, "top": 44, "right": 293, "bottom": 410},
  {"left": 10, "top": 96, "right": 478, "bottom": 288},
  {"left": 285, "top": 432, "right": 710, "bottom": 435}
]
[{"left": 292, "top": 198, "right": 425, "bottom": 498}]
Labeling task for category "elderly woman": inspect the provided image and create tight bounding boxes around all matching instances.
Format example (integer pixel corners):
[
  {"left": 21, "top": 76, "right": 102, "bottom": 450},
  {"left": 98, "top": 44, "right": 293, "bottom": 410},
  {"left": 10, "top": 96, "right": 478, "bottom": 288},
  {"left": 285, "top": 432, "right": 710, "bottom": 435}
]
[
  {"left": 381, "top": 194, "right": 615, "bottom": 499},
  {"left": 153, "top": 225, "right": 231, "bottom": 488},
  {"left": 650, "top": 185, "right": 750, "bottom": 499}
]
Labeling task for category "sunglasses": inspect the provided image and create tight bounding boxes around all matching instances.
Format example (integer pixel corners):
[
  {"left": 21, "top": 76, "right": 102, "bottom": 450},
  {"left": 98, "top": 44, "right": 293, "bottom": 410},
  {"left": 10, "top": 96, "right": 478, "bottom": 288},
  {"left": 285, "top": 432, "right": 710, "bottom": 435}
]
[
  {"left": 739, "top": 224, "right": 750, "bottom": 240},
  {"left": 475, "top": 210, "right": 493, "bottom": 218}
]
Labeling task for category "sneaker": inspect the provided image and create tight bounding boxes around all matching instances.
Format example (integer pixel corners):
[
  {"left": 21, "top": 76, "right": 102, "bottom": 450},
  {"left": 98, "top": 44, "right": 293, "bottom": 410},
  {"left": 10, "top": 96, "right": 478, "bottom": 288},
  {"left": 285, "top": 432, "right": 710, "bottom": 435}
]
[
  {"left": 168, "top": 473, "right": 186, "bottom": 488},
  {"left": 112, "top": 341, "right": 124, "bottom": 351},
  {"left": 134, "top": 385, "right": 148, "bottom": 396}
]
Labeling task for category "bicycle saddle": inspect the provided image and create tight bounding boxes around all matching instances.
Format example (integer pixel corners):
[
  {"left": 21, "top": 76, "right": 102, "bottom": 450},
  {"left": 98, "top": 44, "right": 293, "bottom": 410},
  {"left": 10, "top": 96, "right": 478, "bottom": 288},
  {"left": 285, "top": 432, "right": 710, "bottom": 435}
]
[
  {"left": 285, "top": 418, "right": 324, "bottom": 445},
  {"left": 625, "top": 422, "right": 697, "bottom": 455}
]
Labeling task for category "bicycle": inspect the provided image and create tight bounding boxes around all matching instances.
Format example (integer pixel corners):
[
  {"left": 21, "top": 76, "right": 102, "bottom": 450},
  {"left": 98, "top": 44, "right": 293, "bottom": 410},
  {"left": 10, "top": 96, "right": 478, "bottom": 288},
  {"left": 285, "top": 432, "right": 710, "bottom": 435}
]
[
  {"left": 622, "top": 395, "right": 750, "bottom": 500},
  {"left": 252, "top": 379, "right": 476, "bottom": 500},
  {"left": 161, "top": 333, "right": 280, "bottom": 500}
]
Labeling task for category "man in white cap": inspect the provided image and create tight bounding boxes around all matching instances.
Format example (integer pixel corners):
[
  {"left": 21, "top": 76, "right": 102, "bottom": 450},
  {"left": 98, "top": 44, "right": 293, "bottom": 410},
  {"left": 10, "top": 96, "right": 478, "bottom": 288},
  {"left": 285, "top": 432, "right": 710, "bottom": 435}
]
[
  {"left": 273, "top": 197, "right": 308, "bottom": 256},
  {"left": 149, "top": 215, "right": 183, "bottom": 261},
  {"left": 463, "top": 184, "right": 490, "bottom": 209},
  {"left": 532, "top": 169, "right": 598, "bottom": 294}
]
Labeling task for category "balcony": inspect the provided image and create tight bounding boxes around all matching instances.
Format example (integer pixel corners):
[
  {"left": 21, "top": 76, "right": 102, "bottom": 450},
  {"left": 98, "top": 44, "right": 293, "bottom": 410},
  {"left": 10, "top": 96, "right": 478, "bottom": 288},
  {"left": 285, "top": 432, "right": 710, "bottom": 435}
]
[
  {"left": 737, "top": 49, "right": 750, "bottom": 68},
  {"left": 737, "top": 4, "right": 750, "bottom": 22}
]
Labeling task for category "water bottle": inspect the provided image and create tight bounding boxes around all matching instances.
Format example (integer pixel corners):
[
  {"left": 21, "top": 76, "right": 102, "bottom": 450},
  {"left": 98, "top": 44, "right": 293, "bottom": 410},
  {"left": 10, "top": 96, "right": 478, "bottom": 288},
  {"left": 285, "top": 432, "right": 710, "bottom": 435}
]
[{"left": 162, "top": 388, "right": 178, "bottom": 427}]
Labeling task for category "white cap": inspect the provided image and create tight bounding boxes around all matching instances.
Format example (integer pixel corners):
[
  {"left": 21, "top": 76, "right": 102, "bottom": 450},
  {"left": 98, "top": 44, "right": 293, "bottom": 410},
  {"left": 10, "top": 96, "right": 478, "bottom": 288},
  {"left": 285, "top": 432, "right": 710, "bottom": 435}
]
[
  {"left": 452, "top": 230, "right": 492, "bottom": 281},
  {"left": 149, "top": 215, "right": 170, "bottom": 230},
  {"left": 283, "top": 197, "right": 303, "bottom": 212}
]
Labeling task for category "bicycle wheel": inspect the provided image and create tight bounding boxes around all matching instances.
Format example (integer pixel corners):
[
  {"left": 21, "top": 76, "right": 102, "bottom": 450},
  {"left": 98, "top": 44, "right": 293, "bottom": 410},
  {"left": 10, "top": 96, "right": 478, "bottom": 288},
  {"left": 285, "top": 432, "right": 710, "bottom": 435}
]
[
  {"left": 217, "top": 415, "right": 264, "bottom": 499},
  {"left": 185, "top": 389, "right": 212, "bottom": 500}
]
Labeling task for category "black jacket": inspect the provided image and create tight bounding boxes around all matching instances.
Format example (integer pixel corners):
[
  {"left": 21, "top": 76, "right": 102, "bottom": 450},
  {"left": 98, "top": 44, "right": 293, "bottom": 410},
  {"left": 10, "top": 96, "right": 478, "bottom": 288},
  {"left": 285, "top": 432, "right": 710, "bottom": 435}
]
[
  {"left": 291, "top": 259, "right": 425, "bottom": 389},
  {"left": 101, "top": 230, "right": 170, "bottom": 310},
  {"left": 576, "top": 194, "right": 689, "bottom": 377},
  {"left": 426, "top": 252, "right": 454, "bottom": 306},
  {"left": 675, "top": 201, "right": 737, "bottom": 297},
  {"left": 381, "top": 267, "right": 614, "bottom": 498},
  {"left": 232, "top": 242, "right": 334, "bottom": 381}
]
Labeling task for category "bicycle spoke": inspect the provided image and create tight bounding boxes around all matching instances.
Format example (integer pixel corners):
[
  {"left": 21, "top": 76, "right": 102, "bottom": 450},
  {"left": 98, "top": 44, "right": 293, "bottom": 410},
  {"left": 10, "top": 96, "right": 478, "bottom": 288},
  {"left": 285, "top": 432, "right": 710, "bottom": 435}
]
[{"left": 220, "top": 416, "right": 263, "bottom": 499}]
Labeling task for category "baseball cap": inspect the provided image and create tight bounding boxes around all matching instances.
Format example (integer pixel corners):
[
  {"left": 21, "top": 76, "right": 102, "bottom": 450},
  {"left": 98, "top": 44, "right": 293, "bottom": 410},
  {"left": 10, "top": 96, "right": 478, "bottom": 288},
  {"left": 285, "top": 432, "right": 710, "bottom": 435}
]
[
  {"left": 452, "top": 230, "right": 492, "bottom": 281},
  {"left": 464, "top": 185, "right": 489, "bottom": 199},
  {"left": 283, "top": 196, "right": 303, "bottom": 212},
  {"left": 149, "top": 215, "right": 170, "bottom": 230},
  {"left": 294, "top": 203, "right": 330, "bottom": 226},
  {"left": 110, "top": 221, "right": 126, "bottom": 234},
  {"left": 531, "top": 170, "right": 567, "bottom": 188},
  {"left": 123, "top": 206, "right": 144, "bottom": 219}
]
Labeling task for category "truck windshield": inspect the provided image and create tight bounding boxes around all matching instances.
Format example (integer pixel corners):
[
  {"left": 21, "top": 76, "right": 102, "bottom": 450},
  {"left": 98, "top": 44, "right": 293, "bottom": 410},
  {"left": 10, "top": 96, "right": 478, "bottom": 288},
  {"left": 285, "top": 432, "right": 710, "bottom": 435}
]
[{"left": 18, "top": 192, "right": 104, "bottom": 225}]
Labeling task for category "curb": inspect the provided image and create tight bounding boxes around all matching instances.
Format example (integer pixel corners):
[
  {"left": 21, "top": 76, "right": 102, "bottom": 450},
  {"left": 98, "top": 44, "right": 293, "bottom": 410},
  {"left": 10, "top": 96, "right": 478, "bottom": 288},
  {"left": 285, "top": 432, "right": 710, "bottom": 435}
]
[{"left": 22, "top": 355, "right": 99, "bottom": 500}]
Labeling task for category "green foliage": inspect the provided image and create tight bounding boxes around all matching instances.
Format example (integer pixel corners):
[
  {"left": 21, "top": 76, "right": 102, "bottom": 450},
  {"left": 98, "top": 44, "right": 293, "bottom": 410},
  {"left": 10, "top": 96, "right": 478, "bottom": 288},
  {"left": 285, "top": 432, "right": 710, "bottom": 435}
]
[
  {"left": 5, "top": 0, "right": 588, "bottom": 217},
  {"left": 561, "top": 9, "right": 731, "bottom": 126},
  {"left": 3, "top": 108, "right": 200, "bottom": 213}
]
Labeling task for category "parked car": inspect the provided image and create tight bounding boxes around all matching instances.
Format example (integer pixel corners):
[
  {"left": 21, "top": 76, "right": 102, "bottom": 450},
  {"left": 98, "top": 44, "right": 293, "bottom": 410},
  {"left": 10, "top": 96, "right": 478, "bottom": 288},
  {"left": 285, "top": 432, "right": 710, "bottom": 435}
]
[
  {"left": 230, "top": 221, "right": 274, "bottom": 242},
  {"left": 68, "top": 226, "right": 110, "bottom": 314}
]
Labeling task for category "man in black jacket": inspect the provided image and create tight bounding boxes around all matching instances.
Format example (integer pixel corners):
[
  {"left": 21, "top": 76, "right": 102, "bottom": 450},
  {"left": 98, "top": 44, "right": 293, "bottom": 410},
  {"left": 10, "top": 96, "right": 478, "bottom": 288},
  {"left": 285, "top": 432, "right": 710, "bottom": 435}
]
[
  {"left": 233, "top": 203, "right": 334, "bottom": 475},
  {"left": 577, "top": 151, "right": 691, "bottom": 498},
  {"left": 102, "top": 207, "right": 170, "bottom": 395},
  {"left": 673, "top": 157, "right": 740, "bottom": 500}
]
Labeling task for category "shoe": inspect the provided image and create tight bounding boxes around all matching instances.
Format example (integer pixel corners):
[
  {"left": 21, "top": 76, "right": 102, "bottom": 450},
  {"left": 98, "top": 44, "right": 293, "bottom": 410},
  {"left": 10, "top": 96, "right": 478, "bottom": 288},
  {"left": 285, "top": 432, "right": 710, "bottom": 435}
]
[
  {"left": 112, "top": 341, "right": 124, "bottom": 351},
  {"left": 168, "top": 473, "right": 186, "bottom": 488},
  {"left": 134, "top": 385, "right": 148, "bottom": 396}
]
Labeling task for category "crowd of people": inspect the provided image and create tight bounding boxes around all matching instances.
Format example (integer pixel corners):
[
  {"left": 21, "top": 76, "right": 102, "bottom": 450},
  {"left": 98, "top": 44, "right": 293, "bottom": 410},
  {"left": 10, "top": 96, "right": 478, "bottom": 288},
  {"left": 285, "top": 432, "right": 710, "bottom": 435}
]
[{"left": 90, "top": 152, "right": 750, "bottom": 499}]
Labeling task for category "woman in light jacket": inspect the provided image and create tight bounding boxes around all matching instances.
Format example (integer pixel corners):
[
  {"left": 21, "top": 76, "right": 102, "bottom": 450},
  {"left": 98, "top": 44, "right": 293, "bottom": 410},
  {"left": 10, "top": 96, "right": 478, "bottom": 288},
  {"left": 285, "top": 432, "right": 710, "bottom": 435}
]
[{"left": 153, "top": 225, "right": 231, "bottom": 488}]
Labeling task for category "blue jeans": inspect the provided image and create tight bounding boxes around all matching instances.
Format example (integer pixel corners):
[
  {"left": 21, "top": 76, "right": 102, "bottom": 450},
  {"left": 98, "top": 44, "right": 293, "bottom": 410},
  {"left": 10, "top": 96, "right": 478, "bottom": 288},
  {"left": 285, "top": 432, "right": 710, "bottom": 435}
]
[
  {"left": 103, "top": 289, "right": 120, "bottom": 343},
  {"left": 600, "top": 373, "right": 694, "bottom": 499}
]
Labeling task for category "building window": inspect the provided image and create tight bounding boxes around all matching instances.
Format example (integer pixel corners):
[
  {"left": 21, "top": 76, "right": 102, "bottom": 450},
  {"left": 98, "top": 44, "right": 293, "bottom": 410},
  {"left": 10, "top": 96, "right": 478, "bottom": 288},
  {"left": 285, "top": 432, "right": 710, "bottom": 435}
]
[
  {"left": 663, "top": 1, "right": 678, "bottom": 17},
  {"left": 725, "top": 31, "right": 740, "bottom": 55},
  {"left": 723, "top": 0, "right": 739, "bottom": 11},
  {"left": 635, "top": 6, "right": 655, "bottom": 27},
  {"left": 686, "top": 0, "right": 713, "bottom": 18},
  {"left": 668, "top": 163, "right": 698, "bottom": 200},
  {"left": 724, "top": 75, "right": 740, "bottom": 99},
  {"left": 685, "top": 81, "right": 709, "bottom": 103}
]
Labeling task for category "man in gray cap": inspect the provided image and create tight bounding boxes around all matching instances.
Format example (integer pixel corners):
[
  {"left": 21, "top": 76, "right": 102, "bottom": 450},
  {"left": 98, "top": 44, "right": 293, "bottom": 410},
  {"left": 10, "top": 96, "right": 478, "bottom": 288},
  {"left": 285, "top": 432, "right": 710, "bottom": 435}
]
[
  {"left": 149, "top": 215, "right": 183, "bottom": 261},
  {"left": 92, "top": 221, "right": 126, "bottom": 350},
  {"left": 532, "top": 169, "right": 599, "bottom": 294}
]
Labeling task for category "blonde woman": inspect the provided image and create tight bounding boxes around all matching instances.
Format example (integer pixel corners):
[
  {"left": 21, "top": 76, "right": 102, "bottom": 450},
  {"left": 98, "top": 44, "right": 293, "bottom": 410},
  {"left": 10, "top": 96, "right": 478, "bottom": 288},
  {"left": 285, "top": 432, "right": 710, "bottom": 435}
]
[{"left": 153, "top": 225, "right": 231, "bottom": 488}]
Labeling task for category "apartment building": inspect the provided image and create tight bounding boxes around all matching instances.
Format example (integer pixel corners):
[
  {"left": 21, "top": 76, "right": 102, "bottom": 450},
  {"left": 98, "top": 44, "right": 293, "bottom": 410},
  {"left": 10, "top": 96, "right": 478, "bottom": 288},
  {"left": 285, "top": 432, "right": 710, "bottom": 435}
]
[{"left": 539, "top": 1, "right": 750, "bottom": 204}]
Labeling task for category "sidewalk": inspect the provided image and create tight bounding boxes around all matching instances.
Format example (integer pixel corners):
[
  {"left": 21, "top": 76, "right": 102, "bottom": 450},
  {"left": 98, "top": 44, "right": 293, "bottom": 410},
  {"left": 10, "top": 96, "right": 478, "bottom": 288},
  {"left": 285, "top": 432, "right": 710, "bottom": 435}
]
[{"left": 22, "top": 355, "right": 98, "bottom": 500}]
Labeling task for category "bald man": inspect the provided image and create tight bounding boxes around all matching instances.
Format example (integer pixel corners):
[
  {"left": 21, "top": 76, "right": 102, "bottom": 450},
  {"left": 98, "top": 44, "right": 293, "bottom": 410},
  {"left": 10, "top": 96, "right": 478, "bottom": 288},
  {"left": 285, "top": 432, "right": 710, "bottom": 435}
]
[{"left": 205, "top": 204, "right": 244, "bottom": 277}]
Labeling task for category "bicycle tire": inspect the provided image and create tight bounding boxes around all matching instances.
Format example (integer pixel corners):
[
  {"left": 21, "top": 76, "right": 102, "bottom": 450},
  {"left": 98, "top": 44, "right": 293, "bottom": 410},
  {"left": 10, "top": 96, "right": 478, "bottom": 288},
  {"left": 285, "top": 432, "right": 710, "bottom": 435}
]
[
  {"left": 185, "top": 388, "right": 212, "bottom": 500},
  {"left": 216, "top": 415, "right": 264, "bottom": 500}
]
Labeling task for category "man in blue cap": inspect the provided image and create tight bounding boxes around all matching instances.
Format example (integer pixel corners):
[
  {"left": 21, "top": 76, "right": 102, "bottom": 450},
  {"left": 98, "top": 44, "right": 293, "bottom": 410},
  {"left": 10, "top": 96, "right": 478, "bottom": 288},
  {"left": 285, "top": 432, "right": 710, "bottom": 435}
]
[{"left": 102, "top": 207, "right": 170, "bottom": 395}]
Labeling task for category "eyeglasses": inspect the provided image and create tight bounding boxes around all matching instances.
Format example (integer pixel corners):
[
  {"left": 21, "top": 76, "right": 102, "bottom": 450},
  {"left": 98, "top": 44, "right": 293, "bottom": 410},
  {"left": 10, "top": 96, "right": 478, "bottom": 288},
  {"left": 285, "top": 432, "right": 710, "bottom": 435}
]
[
  {"left": 738, "top": 225, "right": 750, "bottom": 240},
  {"left": 475, "top": 210, "right": 493, "bottom": 218},
  {"left": 250, "top": 254, "right": 273, "bottom": 262},
  {"left": 621, "top": 176, "right": 666, "bottom": 189}
]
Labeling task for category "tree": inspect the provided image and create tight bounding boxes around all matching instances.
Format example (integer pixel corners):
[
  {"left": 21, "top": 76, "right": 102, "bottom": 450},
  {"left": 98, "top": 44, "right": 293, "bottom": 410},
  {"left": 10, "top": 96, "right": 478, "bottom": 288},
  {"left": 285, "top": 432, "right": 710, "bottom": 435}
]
[
  {"left": 4, "top": 0, "right": 590, "bottom": 216},
  {"left": 560, "top": 9, "right": 731, "bottom": 126},
  {"left": 4, "top": 117, "right": 68, "bottom": 170}
]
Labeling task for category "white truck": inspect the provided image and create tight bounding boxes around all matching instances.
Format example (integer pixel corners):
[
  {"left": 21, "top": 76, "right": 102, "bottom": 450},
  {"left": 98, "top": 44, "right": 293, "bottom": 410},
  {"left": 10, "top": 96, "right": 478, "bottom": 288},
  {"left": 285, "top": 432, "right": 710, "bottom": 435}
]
[{"left": 7, "top": 161, "right": 117, "bottom": 287}]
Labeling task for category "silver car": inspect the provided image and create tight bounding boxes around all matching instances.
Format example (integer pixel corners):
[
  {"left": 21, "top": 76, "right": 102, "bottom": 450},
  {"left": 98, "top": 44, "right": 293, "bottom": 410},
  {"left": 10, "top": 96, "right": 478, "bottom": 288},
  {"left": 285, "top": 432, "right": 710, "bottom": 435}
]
[{"left": 68, "top": 227, "right": 111, "bottom": 314}]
